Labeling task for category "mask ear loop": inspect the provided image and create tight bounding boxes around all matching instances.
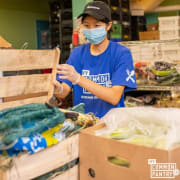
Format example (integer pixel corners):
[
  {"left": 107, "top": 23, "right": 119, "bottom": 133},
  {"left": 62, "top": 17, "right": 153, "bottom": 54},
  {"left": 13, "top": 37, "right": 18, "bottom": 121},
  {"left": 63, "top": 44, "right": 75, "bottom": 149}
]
[{"left": 106, "top": 22, "right": 112, "bottom": 40}]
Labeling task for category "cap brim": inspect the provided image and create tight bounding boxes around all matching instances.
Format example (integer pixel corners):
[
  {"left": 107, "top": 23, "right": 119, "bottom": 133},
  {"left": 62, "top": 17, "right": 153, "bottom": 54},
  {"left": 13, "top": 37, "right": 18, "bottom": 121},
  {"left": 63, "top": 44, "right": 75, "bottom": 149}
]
[{"left": 77, "top": 10, "right": 105, "bottom": 21}]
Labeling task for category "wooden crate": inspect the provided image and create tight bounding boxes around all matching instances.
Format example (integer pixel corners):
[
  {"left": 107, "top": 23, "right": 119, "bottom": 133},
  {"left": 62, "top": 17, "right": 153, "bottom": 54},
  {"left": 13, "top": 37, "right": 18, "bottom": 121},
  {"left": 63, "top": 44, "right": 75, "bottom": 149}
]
[
  {"left": 0, "top": 135, "right": 79, "bottom": 180},
  {"left": 52, "top": 165, "right": 79, "bottom": 180},
  {"left": 0, "top": 49, "right": 79, "bottom": 180},
  {"left": 0, "top": 49, "right": 60, "bottom": 109}
]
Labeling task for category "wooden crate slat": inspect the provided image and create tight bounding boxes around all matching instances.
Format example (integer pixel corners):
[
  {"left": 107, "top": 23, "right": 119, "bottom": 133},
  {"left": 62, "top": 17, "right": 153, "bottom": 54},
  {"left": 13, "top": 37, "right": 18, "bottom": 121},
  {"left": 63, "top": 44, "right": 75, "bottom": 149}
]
[
  {"left": 0, "top": 135, "right": 79, "bottom": 180},
  {"left": 0, "top": 74, "right": 51, "bottom": 98},
  {"left": 0, "top": 49, "right": 57, "bottom": 71},
  {"left": 0, "top": 96, "right": 47, "bottom": 111},
  {"left": 3, "top": 92, "right": 48, "bottom": 102},
  {"left": 52, "top": 165, "right": 79, "bottom": 180},
  {"left": 46, "top": 48, "right": 60, "bottom": 103}
]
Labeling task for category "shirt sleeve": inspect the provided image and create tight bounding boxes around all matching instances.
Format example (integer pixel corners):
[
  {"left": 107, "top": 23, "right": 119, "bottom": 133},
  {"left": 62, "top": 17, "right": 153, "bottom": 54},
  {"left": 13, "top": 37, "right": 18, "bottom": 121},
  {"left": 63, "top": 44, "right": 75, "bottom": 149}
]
[
  {"left": 56, "top": 47, "right": 81, "bottom": 88},
  {"left": 111, "top": 48, "right": 137, "bottom": 92}
]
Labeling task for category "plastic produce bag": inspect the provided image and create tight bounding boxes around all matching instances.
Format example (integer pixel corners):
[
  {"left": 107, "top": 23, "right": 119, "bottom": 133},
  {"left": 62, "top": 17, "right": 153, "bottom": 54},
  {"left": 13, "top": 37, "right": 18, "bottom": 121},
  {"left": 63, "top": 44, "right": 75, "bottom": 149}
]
[
  {"left": 96, "top": 107, "right": 180, "bottom": 150},
  {"left": 134, "top": 61, "right": 150, "bottom": 85}
]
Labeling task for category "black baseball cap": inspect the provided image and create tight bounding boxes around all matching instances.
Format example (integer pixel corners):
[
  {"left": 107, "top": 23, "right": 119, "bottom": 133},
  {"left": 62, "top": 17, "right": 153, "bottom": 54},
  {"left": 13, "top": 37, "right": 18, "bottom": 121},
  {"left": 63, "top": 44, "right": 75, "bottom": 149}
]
[{"left": 78, "top": 1, "right": 111, "bottom": 23}]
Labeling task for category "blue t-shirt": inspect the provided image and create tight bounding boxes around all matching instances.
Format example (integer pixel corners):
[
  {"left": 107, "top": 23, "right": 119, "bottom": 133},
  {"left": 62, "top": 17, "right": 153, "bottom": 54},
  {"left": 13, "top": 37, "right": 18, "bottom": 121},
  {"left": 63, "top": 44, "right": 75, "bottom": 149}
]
[{"left": 57, "top": 41, "right": 137, "bottom": 118}]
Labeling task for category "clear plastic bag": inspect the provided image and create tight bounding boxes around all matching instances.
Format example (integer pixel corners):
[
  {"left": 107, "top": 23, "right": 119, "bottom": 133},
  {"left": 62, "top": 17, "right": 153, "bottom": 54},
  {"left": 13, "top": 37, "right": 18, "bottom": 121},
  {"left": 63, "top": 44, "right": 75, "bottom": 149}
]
[{"left": 96, "top": 107, "right": 180, "bottom": 150}]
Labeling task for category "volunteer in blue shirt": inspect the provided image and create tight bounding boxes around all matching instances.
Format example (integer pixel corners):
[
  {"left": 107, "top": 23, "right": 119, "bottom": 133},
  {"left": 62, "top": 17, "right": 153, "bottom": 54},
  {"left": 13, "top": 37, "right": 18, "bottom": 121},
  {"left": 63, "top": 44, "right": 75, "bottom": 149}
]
[{"left": 54, "top": 1, "right": 137, "bottom": 118}]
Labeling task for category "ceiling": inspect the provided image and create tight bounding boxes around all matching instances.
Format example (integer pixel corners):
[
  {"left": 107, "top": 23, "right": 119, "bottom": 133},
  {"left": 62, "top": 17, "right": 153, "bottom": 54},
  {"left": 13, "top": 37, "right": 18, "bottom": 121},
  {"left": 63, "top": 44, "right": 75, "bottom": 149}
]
[{"left": 130, "top": 0, "right": 165, "bottom": 12}]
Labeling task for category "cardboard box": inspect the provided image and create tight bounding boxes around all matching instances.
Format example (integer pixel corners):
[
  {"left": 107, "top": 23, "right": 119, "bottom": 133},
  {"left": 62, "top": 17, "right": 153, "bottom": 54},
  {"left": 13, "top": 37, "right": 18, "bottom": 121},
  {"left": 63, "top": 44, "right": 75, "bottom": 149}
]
[
  {"left": 158, "top": 16, "right": 180, "bottom": 30},
  {"left": 139, "top": 31, "right": 159, "bottom": 40},
  {"left": 160, "top": 29, "right": 180, "bottom": 40},
  {"left": 147, "top": 23, "right": 159, "bottom": 31},
  {"left": 80, "top": 123, "right": 180, "bottom": 180}
]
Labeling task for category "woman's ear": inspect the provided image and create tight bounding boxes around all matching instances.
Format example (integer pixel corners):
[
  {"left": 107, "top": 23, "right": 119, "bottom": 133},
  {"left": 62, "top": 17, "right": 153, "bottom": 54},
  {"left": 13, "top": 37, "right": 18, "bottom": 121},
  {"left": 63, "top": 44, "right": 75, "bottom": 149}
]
[{"left": 106, "top": 22, "right": 112, "bottom": 31}]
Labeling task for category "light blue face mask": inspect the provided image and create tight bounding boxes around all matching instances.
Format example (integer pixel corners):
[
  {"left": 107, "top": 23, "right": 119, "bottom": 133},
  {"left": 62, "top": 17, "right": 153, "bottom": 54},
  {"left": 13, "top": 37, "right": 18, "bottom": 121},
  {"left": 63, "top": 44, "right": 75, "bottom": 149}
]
[{"left": 82, "top": 26, "right": 107, "bottom": 44}]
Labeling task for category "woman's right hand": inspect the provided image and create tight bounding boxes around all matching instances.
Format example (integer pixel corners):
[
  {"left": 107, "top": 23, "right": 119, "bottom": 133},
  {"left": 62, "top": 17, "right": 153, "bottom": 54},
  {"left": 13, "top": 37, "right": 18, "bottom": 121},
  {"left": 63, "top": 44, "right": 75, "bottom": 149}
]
[
  {"left": 53, "top": 80, "right": 64, "bottom": 95},
  {"left": 57, "top": 64, "right": 80, "bottom": 85}
]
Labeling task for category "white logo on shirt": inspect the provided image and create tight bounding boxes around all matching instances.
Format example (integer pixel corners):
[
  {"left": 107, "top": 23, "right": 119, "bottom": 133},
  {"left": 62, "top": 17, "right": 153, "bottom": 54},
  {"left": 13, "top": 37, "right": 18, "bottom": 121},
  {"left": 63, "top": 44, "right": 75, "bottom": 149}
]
[
  {"left": 82, "top": 70, "right": 112, "bottom": 94},
  {"left": 126, "top": 69, "right": 135, "bottom": 83},
  {"left": 86, "top": 5, "right": 100, "bottom": 10}
]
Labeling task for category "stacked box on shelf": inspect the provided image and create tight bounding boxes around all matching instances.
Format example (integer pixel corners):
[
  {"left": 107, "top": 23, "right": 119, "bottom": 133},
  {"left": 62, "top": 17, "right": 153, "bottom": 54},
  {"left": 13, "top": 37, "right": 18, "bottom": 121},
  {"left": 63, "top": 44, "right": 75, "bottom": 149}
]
[
  {"left": 120, "top": 40, "right": 180, "bottom": 63},
  {"left": 139, "top": 21, "right": 159, "bottom": 41},
  {"left": 160, "top": 30, "right": 180, "bottom": 41},
  {"left": 129, "top": 44, "right": 157, "bottom": 62},
  {"left": 49, "top": 0, "right": 73, "bottom": 64},
  {"left": 120, "top": 41, "right": 160, "bottom": 63},
  {"left": 147, "top": 23, "right": 159, "bottom": 31},
  {"left": 126, "top": 45, "right": 141, "bottom": 62},
  {"left": 131, "top": 16, "right": 147, "bottom": 40},
  {"left": 158, "top": 16, "right": 180, "bottom": 40},
  {"left": 139, "top": 31, "right": 160, "bottom": 41},
  {"left": 139, "top": 44, "right": 158, "bottom": 62},
  {"left": 160, "top": 40, "right": 180, "bottom": 61}
]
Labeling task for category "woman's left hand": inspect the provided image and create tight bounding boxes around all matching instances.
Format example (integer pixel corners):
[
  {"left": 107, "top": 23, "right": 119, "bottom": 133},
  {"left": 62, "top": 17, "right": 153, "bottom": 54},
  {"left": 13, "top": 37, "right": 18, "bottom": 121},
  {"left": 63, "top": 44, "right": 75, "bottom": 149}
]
[{"left": 57, "top": 64, "right": 80, "bottom": 85}]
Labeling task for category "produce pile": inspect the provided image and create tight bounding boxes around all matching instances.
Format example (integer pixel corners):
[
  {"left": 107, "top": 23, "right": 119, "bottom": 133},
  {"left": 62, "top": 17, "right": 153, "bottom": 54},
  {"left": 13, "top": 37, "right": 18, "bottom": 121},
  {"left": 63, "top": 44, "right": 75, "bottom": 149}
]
[
  {"left": 125, "top": 93, "right": 161, "bottom": 107},
  {"left": 148, "top": 61, "right": 180, "bottom": 85},
  {"left": 156, "top": 97, "right": 180, "bottom": 108},
  {"left": 125, "top": 91, "right": 180, "bottom": 108},
  {"left": 96, "top": 107, "right": 180, "bottom": 150},
  {"left": 96, "top": 123, "right": 170, "bottom": 149},
  {"left": 135, "top": 61, "right": 180, "bottom": 86},
  {"left": 0, "top": 103, "right": 98, "bottom": 156}
]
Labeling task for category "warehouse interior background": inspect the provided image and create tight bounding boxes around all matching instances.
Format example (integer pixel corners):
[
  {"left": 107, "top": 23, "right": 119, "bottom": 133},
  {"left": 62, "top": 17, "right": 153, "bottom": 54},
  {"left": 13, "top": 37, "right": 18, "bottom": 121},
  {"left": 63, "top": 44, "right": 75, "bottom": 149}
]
[
  {"left": 0, "top": 0, "right": 179, "bottom": 49},
  {"left": 1, "top": 1, "right": 180, "bottom": 179}
]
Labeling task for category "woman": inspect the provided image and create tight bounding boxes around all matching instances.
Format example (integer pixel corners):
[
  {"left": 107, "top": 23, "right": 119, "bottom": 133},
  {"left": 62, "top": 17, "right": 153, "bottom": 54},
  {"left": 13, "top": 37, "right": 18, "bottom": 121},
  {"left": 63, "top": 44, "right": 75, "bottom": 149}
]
[{"left": 54, "top": 1, "right": 137, "bottom": 118}]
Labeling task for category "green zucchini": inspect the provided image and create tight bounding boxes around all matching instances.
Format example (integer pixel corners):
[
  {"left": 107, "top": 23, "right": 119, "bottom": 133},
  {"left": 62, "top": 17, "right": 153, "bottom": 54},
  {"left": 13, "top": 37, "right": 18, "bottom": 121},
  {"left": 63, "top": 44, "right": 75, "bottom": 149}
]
[{"left": 152, "top": 69, "right": 176, "bottom": 76}]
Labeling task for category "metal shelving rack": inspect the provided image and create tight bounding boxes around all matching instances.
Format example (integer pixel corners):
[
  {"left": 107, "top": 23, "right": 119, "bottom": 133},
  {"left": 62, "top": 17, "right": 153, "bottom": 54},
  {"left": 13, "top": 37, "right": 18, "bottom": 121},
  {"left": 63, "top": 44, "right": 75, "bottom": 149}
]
[
  {"left": 137, "top": 85, "right": 180, "bottom": 92},
  {"left": 131, "top": 16, "right": 147, "bottom": 40},
  {"left": 49, "top": 0, "right": 73, "bottom": 64},
  {"left": 95, "top": 0, "right": 132, "bottom": 41}
]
